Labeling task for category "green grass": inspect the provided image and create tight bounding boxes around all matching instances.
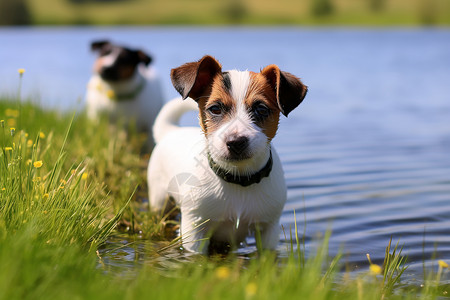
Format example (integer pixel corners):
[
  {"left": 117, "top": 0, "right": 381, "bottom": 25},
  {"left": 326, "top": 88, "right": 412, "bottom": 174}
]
[
  {"left": 20, "top": 0, "right": 450, "bottom": 26},
  {"left": 0, "top": 73, "right": 449, "bottom": 299}
]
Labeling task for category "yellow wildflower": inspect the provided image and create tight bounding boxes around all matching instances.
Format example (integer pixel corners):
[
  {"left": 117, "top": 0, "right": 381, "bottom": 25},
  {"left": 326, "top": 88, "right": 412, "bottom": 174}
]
[
  {"left": 438, "top": 260, "right": 449, "bottom": 269},
  {"left": 245, "top": 282, "right": 258, "bottom": 297},
  {"left": 5, "top": 109, "right": 19, "bottom": 118},
  {"left": 18, "top": 68, "right": 25, "bottom": 75},
  {"left": 4, "top": 147, "right": 13, "bottom": 151},
  {"left": 59, "top": 179, "right": 67, "bottom": 189},
  {"left": 27, "top": 139, "right": 33, "bottom": 147},
  {"left": 81, "top": 173, "right": 88, "bottom": 180},
  {"left": 369, "top": 264, "right": 382, "bottom": 275},
  {"left": 1, "top": 188, "right": 5, "bottom": 191},
  {"left": 106, "top": 90, "right": 116, "bottom": 99},
  {"left": 33, "top": 161, "right": 43, "bottom": 168},
  {"left": 43, "top": 193, "right": 49, "bottom": 199},
  {"left": 10, "top": 127, "right": 15, "bottom": 136},
  {"left": 215, "top": 266, "right": 231, "bottom": 279},
  {"left": 39, "top": 132, "right": 46, "bottom": 139},
  {"left": 7, "top": 119, "right": 16, "bottom": 127}
]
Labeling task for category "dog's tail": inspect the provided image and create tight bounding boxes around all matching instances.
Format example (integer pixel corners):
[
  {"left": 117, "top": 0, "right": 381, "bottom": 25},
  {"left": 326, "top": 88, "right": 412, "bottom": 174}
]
[{"left": 153, "top": 97, "right": 198, "bottom": 144}]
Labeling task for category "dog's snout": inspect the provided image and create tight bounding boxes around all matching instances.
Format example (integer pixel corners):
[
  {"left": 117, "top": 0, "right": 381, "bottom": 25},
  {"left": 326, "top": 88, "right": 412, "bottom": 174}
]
[
  {"left": 226, "top": 136, "right": 249, "bottom": 156},
  {"left": 100, "top": 65, "right": 119, "bottom": 81}
]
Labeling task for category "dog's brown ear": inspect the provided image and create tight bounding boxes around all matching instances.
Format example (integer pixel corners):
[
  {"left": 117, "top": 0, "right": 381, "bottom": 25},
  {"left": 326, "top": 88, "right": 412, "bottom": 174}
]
[
  {"left": 261, "top": 65, "right": 308, "bottom": 117},
  {"left": 137, "top": 50, "right": 152, "bottom": 66},
  {"left": 91, "top": 40, "right": 110, "bottom": 51},
  {"left": 171, "top": 55, "right": 222, "bottom": 101}
]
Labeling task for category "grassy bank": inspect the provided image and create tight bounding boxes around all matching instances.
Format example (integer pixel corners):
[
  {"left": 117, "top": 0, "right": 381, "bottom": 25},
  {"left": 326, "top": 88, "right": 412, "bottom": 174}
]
[
  {"left": 19, "top": 0, "right": 450, "bottom": 26},
  {"left": 1, "top": 85, "right": 449, "bottom": 298}
]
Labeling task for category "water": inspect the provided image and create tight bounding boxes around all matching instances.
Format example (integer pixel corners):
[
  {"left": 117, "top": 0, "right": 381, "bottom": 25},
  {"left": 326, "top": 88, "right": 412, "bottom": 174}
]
[{"left": 1, "top": 27, "right": 449, "bottom": 278}]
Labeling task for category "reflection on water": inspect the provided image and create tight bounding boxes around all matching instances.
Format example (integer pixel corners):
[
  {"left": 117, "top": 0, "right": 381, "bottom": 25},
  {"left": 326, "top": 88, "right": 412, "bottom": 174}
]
[{"left": 1, "top": 27, "right": 449, "bottom": 279}]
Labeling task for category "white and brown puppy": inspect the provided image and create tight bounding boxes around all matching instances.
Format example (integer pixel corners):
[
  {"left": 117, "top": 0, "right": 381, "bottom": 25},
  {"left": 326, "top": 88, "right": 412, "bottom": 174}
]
[
  {"left": 86, "top": 40, "right": 164, "bottom": 134},
  {"left": 148, "top": 55, "right": 307, "bottom": 254}
]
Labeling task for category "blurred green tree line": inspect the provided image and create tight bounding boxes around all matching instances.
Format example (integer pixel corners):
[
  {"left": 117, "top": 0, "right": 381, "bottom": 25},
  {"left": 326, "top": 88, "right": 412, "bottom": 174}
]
[{"left": 0, "top": 0, "right": 445, "bottom": 26}]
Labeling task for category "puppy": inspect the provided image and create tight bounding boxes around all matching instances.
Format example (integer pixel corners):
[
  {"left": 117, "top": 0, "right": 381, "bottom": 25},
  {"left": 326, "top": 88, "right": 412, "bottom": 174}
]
[
  {"left": 86, "top": 40, "right": 164, "bottom": 135},
  {"left": 147, "top": 55, "right": 307, "bottom": 254}
]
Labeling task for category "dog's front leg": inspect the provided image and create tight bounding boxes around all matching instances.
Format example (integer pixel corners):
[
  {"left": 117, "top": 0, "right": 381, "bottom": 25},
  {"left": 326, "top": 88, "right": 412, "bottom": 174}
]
[
  {"left": 179, "top": 211, "right": 211, "bottom": 253},
  {"left": 258, "top": 221, "right": 281, "bottom": 251}
]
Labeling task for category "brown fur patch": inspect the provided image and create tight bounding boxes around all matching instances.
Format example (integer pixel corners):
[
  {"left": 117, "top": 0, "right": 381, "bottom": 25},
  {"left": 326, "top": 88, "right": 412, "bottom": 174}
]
[
  {"left": 118, "top": 65, "right": 136, "bottom": 80},
  {"left": 198, "top": 74, "right": 236, "bottom": 135},
  {"left": 245, "top": 72, "right": 281, "bottom": 140}
]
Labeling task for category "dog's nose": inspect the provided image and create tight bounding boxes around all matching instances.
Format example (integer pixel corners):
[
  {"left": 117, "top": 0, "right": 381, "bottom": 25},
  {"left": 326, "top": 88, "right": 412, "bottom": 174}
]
[
  {"left": 226, "top": 136, "right": 249, "bottom": 156},
  {"left": 100, "top": 66, "right": 118, "bottom": 81}
]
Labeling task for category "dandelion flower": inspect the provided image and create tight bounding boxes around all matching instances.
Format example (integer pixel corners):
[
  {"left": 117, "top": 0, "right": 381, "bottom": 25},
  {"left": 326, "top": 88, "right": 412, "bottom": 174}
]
[
  {"left": 81, "top": 173, "right": 88, "bottom": 180},
  {"left": 4, "top": 147, "right": 13, "bottom": 151},
  {"left": 27, "top": 140, "right": 33, "bottom": 147},
  {"left": 10, "top": 127, "right": 15, "bottom": 136},
  {"left": 1, "top": 188, "right": 5, "bottom": 191},
  {"left": 7, "top": 119, "right": 16, "bottom": 127},
  {"left": 39, "top": 132, "right": 46, "bottom": 139},
  {"left": 215, "top": 266, "right": 231, "bottom": 279},
  {"left": 5, "top": 109, "right": 19, "bottom": 118},
  {"left": 59, "top": 179, "right": 66, "bottom": 189},
  {"left": 18, "top": 68, "right": 25, "bottom": 75},
  {"left": 245, "top": 283, "right": 258, "bottom": 297},
  {"left": 33, "top": 161, "right": 43, "bottom": 168},
  {"left": 370, "top": 264, "right": 382, "bottom": 275},
  {"left": 106, "top": 90, "right": 116, "bottom": 99},
  {"left": 438, "top": 260, "right": 449, "bottom": 268}
]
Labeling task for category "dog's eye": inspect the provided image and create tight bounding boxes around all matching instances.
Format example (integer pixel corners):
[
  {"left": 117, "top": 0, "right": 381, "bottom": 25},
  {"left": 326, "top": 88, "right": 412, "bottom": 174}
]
[
  {"left": 207, "top": 104, "right": 223, "bottom": 116},
  {"left": 253, "top": 103, "right": 270, "bottom": 119},
  {"left": 100, "top": 48, "right": 112, "bottom": 56}
]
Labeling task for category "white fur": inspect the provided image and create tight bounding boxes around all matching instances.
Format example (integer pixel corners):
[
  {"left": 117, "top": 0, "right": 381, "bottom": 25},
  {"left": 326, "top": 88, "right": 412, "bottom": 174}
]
[
  {"left": 148, "top": 71, "right": 287, "bottom": 253},
  {"left": 98, "top": 49, "right": 120, "bottom": 67},
  {"left": 86, "top": 64, "right": 164, "bottom": 136}
]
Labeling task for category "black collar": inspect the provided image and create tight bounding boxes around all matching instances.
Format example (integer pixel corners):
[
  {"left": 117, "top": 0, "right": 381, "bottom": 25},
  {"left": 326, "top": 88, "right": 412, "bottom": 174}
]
[{"left": 207, "top": 151, "right": 273, "bottom": 187}]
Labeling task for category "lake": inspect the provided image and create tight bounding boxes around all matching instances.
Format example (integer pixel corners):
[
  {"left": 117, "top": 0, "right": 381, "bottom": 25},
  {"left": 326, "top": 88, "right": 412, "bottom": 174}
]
[{"left": 1, "top": 27, "right": 449, "bottom": 278}]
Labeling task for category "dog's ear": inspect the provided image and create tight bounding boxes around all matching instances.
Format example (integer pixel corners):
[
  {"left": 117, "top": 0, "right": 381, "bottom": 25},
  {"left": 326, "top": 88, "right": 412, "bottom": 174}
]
[
  {"left": 137, "top": 50, "right": 152, "bottom": 66},
  {"left": 261, "top": 65, "right": 308, "bottom": 117},
  {"left": 91, "top": 40, "right": 110, "bottom": 51},
  {"left": 171, "top": 55, "right": 222, "bottom": 101}
]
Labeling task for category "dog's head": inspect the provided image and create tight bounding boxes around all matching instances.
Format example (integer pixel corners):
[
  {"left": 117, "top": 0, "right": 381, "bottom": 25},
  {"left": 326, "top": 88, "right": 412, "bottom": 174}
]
[
  {"left": 171, "top": 55, "right": 307, "bottom": 171},
  {"left": 90, "top": 40, "right": 152, "bottom": 82}
]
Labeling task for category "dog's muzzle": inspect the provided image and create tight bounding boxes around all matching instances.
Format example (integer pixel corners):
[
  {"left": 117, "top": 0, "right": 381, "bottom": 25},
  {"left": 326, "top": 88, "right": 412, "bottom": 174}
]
[
  {"left": 226, "top": 136, "right": 250, "bottom": 160},
  {"left": 100, "top": 66, "right": 120, "bottom": 81}
]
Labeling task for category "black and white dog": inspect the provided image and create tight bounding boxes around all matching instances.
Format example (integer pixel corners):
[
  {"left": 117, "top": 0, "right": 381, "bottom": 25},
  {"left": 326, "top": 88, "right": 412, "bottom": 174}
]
[{"left": 86, "top": 40, "right": 164, "bottom": 134}]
